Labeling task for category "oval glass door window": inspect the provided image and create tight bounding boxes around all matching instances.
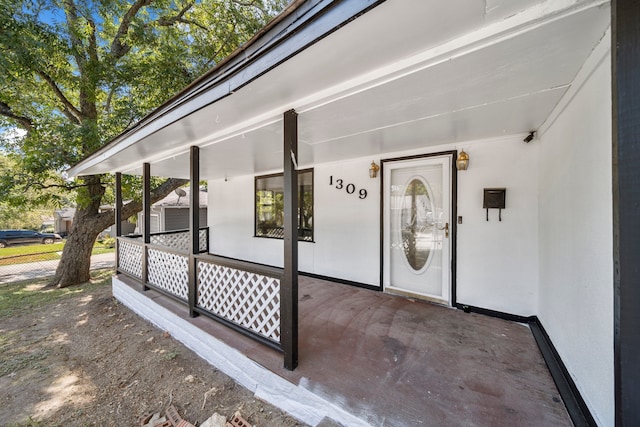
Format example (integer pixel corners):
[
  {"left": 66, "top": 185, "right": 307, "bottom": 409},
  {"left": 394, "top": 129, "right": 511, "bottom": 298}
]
[{"left": 400, "top": 177, "right": 435, "bottom": 272}]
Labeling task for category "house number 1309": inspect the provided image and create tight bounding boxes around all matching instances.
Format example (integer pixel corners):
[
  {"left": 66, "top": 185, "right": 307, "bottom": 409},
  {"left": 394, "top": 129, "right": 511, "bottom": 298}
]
[{"left": 329, "top": 176, "right": 368, "bottom": 199}]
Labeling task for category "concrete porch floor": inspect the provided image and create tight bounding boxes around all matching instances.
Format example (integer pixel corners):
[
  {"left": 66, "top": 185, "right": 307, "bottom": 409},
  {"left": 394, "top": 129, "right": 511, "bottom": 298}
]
[{"left": 114, "top": 274, "right": 572, "bottom": 427}]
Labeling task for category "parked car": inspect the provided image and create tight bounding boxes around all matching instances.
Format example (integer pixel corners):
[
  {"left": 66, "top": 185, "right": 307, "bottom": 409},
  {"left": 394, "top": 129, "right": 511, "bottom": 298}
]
[{"left": 0, "top": 229, "right": 63, "bottom": 248}]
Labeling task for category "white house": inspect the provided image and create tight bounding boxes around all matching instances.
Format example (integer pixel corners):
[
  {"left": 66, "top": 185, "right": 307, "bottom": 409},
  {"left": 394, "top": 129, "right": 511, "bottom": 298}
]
[
  {"left": 68, "top": 1, "right": 640, "bottom": 426},
  {"left": 53, "top": 207, "right": 75, "bottom": 236}
]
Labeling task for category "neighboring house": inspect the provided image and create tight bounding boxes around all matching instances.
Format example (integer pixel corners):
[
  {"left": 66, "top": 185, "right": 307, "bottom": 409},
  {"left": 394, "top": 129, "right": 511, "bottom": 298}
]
[
  {"left": 135, "top": 187, "right": 208, "bottom": 234},
  {"left": 53, "top": 207, "right": 75, "bottom": 236},
  {"left": 40, "top": 215, "right": 54, "bottom": 233},
  {"left": 67, "top": 1, "right": 640, "bottom": 426},
  {"left": 99, "top": 204, "right": 137, "bottom": 237},
  {"left": 58, "top": 205, "right": 137, "bottom": 238}
]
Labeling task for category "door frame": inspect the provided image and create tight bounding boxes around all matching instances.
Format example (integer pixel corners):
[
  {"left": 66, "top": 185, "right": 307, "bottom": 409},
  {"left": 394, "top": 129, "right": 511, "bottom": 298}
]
[{"left": 380, "top": 150, "right": 458, "bottom": 305}]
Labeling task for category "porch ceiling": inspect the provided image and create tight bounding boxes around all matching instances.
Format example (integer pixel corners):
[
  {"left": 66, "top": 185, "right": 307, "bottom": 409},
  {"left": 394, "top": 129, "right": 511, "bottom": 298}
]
[{"left": 69, "top": 0, "right": 610, "bottom": 180}]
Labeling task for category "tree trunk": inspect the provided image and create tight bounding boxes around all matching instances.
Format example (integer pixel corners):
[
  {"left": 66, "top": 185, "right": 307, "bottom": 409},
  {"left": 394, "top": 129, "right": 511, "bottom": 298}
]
[
  {"left": 50, "top": 175, "right": 108, "bottom": 287},
  {"left": 50, "top": 175, "right": 189, "bottom": 288},
  {"left": 51, "top": 206, "right": 105, "bottom": 286}
]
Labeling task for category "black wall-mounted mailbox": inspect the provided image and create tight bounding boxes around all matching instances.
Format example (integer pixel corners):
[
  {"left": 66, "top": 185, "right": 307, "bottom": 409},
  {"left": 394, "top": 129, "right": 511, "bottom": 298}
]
[{"left": 483, "top": 188, "right": 506, "bottom": 221}]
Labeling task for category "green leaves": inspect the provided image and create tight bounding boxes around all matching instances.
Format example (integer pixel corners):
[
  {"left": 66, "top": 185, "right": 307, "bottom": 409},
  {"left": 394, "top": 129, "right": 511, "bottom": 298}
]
[{"left": 0, "top": 0, "right": 286, "bottom": 209}]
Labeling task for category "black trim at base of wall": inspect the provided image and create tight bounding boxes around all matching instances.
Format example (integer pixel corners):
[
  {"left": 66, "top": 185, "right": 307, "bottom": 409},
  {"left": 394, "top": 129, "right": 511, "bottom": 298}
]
[
  {"left": 454, "top": 303, "right": 535, "bottom": 323},
  {"left": 193, "top": 253, "right": 381, "bottom": 292},
  {"left": 529, "top": 319, "right": 597, "bottom": 427},
  {"left": 457, "top": 303, "right": 596, "bottom": 427},
  {"left": 300, "top": 271, "right": 381, "bottom": 292}
]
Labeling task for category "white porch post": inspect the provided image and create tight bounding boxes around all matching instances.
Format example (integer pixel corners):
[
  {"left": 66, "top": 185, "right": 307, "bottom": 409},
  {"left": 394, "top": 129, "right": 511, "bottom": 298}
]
[{"left": 282, "top": 109, "right": 299, "bottom": 370}]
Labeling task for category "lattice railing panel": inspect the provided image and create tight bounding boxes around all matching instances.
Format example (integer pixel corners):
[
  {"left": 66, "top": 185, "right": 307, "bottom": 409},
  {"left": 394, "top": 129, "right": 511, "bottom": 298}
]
[
  {"left": 118, "top": 239, "right": 143, "bottom": 279},
  {"left": 147, "top": 248, "right": 189, "bottom": 300},
  {"left": 197, "top": 261, "right": 280, "bottom": 342},
  {"left": 150, "top": 232, "right": 189, "bottom": 252},
  {"left": 148, "top": 229, "right": 208, "bottom": 253},
  {"left": 198, "top": 229, "right": 208, "bottom": 252}
]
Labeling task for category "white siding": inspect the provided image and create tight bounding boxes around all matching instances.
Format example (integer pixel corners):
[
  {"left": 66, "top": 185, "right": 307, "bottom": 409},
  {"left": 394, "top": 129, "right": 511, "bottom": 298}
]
[
  {"left": 209, "top": 159, "right": 381, "bottom": 285},
  {"left": 206, "top": 35, "right": 614, "bottom": 426},
  {"left": 537, "top": 34, "right": 613, "bottom": 426},
  {"left": 137, "top": 209, "right": 161, "bottom": 234},
  {"left": 209, "top": 138, "right": 539, "bottom": 313},
  {"left": 456, "top": 136, "right": 539, "bottom": 316}
]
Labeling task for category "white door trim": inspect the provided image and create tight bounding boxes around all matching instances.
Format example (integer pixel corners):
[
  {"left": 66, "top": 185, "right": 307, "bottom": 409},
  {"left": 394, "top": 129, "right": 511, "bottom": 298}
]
[{"left": 381, "top": 153, "right": 454, "bottom": 305}]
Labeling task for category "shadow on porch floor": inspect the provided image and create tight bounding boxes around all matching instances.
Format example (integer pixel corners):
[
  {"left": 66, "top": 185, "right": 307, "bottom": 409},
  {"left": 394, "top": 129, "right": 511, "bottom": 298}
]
[{"left": 116, "top": 274, "right": 571, "bottom": 427}]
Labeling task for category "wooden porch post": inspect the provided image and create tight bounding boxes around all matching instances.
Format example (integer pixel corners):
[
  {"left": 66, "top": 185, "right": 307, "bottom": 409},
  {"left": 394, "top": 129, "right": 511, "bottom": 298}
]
[
  {"left": 142, "top": 162, "right": 150, "bottom": 290},
  {"left": 188, "top": 146, "right": 200, "bottom": 318},
  {"left": 282, "top": 109, "right": 299, "bottom": 370},
  {"left": 612, "top": 0, "right": 640, "bottom": 425},
  {"left": 115, "top": 173, "right": 123, "bottom": 237},
  {"left": 115, "top": 172, "right": 122, "bottom": 271}
]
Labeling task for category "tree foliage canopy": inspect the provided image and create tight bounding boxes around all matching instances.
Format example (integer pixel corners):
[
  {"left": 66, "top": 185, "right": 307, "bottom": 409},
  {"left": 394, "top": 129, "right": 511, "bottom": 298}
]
[
  {"left": 0, "top": 0, "right": 287, "bottom": 202},
  {"left": 0, "top": 0, "right": 287, "bottom": 286},
  {"left": 0, "top": 154, "right": 61, "bottom": 229}
]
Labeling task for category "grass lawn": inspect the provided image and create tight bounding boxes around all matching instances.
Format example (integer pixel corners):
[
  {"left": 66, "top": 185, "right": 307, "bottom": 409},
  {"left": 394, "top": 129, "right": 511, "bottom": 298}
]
[
  {"left": 0, "top": 241, "right": 114, "bottom": 266},
  {"left": 0, "top": 269, "right": 302, "bottom": 427},
  {"left": 91, "top": 244, "right": 116, "bottom": 255},
  {"left": 0, "top": 269, "right": 112, "bottom": 319},
  {"left": 0, "top": 242, "right": 65, "bottom": 257}
]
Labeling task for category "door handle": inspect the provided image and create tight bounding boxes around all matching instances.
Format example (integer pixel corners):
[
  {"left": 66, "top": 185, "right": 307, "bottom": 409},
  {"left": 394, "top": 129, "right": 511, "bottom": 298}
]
[{"left": 439, "top": 222, "right": 449, "bottom": 238}]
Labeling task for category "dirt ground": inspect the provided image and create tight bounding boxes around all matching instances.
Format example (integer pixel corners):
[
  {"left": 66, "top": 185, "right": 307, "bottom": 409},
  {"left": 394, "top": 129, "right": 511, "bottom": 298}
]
[{"left": 0, "top": 274, "right": 306, "bottom": 427}]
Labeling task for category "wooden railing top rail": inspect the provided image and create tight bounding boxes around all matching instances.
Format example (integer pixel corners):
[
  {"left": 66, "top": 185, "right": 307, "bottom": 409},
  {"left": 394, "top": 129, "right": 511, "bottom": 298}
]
[
  {"left": 118, "top": 236, "right": 278, "bottom": 279},
  {"left": 194, "top": 253, "right": 283, "bottom": 280},
  {"left": 117, "top": 236, "right": 145, "bottom": 245},
  {"left": 124, "top": 227, "right": 208, "bottom": 240},
  {"left": 145, "top": 242, "right": 190, "bottom": 256}
]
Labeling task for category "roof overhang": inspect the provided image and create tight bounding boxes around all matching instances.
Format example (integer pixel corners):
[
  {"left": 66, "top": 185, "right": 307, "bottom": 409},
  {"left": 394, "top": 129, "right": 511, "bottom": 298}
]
[{"left": 68, "top": 0, "right": 611, "bottom": 180}]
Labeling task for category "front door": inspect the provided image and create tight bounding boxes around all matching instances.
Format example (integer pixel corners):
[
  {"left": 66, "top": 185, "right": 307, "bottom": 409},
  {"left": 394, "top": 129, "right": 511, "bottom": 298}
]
[{"left": 383, "top": 155, "right": 452, "bottom": 304}]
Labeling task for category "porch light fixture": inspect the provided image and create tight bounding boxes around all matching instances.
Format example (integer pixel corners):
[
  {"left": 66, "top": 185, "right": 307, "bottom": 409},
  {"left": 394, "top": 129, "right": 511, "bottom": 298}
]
[
  {"left": 369, "top": 161, "right": 380, "bottom": 178},
  {"left": 457, "top": 150, "right": 469, "bottom": 171}
]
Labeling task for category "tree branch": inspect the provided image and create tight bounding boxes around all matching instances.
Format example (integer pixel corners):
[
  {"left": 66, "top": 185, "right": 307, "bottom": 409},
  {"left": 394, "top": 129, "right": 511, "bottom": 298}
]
[
  {"left": 5, "top": 171, "right": 87, "bottom": 195},
  {"left": 210, "top": 26, "right": 237, "bottom": 63},
  {"left": 0, "top": 101, "right": 33, "bottom": 130},
  {"left": 105, "top": 86, "right": 115, "bottom": 113},
  {"left": 231, "top": 0, "right": 268, "bottom": 17},
  {"left": 111, "top": 0, "right": 154, "bottom": 59},
  {"left": 157, "top": 1, "right": 192, "bottom": 24},
  {"left": 88, "top": 19, "right": 99, "bottom": 64},
  {"left": 30, "top": 181, "right": 95, "bottom": 191},
  {"left": 159, "top": 16, "right": 207, "bottom": 31},
  {"left": 156, "top": 2, "right": 207, "bottom": 30},
  {"left": 63, "top": 0, "right": 88, "bottom": 73},
  {"left": 36, "top": 71, "right": 82, "bottom": 124},
  {"left": 95, "top": 177, "right": 189, "bottom": 228}
]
